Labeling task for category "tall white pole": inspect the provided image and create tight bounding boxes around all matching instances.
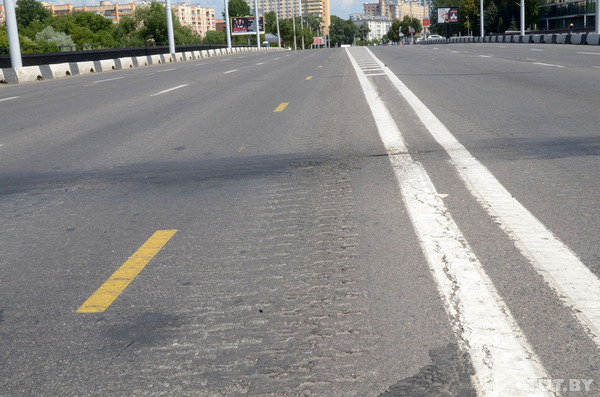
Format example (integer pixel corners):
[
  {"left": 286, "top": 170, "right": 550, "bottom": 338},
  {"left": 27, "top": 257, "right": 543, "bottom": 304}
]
[
  {"left": 480, "top": 0, "right": 484, "bottom": 36},
  {"left": 292, "top": 0, "right": 297, "bottom": 50},
  {"left": 165, "top": 0, "right": 176, "bottom": 54},
  {"left": 275, "top": 0, "right": 282, "bottom": 47},
  {"left": 520, "top": 0, "right": 525, "bottom": 36},
  {"left": 4, "top": 0, "right": 22, "bottom": 68},
  {"left": 224, "top": 0, "right": 232, "bottom": 49},
  {"left": 254, "top": 0, "right": 261, "bottom": 48},
  {"left": 596, "top": 0, "right": 599, "bottom": 34},
  {"left": 300, "top": 10, "right": 305, "bottom": 49}
]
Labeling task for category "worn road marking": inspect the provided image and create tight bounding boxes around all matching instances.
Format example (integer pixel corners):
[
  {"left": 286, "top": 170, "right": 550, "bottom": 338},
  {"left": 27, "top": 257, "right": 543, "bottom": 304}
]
[
  {"left": 306, "top": 76, "right": 312, "bottom": 80},
  {"left": 366, "top": 45, "right": 600, "bottom": 350},
  {"left": 156, "top": 68, "right": 177, "bottom": 73},
  {"left": 533, "top": 62, "right": 565, "bottom": 68},
  {"left": 93, "top": 76, "right": 124, "bottom": 83},
  {"left": 274, "top": 102, "right": 289, "bottom": 112},
  {"left": 150, "top": 84, "right": 189, "bottom": 96},
  {"left": 256, "top": 62, "right": 264, "bottom": 65},
  {"left": 531, "top": 48, "right": 545, "bottom": 51},
  {"left": 577, "top": 52, "right": 600, "bottom": 55},
  {"left": 526, "top": 58, "right": 537, "bottom": 61},
  {"left": 318, "top": 65, "right": 323, "bottom": 68},
  {"left": 224, "top": 69, "right": 238, "bottom": 74},
  {"left": 351, "top": 47, "right": 553, "bottom": 396},
  {"left": 77, "top": 230, "right": 178, "bottom": 313},
  {"left": 239, "top": 146, "right": 245, "bottom": 152},
  {"left": 0, "top": 96, "right": 19, "bottom": 102},
  {"left": 479, "top": 54, "right": 492, "bottom": 58}
]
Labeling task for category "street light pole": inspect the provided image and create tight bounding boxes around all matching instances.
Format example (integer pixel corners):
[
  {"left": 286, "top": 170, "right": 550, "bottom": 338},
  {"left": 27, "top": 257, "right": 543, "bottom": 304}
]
[
  {"left": 224, "top": 0, "right": 232, "bottom": 49},
  {"left": 480, "top": 0, "right": 485, "bottom": 36},
  {"left": 292, "top": 0, "right": 297, "bottom": 50},
  {"left": 4, "top": 0, "right": 23, "bottom": 68},
  {"left": 254, "top": 0, "right": 261, "bottom": 48},
  {"left": 520, "top": 0, "right": 525, "bottom": 36},
  {"left": 165, "top": 0, "right": 176, "bottom": 55},
  {"left": 274, "top": 0, "right": 282, "bottom": 48}
]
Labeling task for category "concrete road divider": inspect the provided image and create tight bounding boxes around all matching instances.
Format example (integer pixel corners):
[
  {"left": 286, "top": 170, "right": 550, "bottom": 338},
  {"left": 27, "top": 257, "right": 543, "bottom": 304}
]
[{"left": 1, "top": 46, "right": 286, "bottom": 84}]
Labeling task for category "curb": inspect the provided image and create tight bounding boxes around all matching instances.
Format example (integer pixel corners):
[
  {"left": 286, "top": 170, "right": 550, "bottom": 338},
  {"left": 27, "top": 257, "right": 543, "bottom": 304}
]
[{"left": 0, "top": 46, "right": 285, "bottom": 84}]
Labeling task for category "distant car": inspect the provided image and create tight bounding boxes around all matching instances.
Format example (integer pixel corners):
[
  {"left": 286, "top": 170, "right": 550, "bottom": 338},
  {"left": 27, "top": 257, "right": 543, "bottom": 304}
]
[{"left": 428, "top": 34, "right": 443, "bottom": 39}]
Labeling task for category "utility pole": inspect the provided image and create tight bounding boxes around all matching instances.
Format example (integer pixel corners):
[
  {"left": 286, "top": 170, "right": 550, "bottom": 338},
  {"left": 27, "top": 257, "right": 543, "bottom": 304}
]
[
  {"left": 4, "top": 0, "right": 23, "bottom": 68},
  {"left": 300, "top": 11, "right": 305, "bottom": 50},
  {"left": 254, "top": 0, "right": 261, "bottom": 48},
  {"left": 165, "top": 0, "right": 176, "bottom": 54},
  {"left": 274, "top": 0, "right": 281, "bottom": 48},
  {"left": 292, "top": 0, "right": 297, "bottom": 50},
  {"left": 480, "top": 0, "right": 485, "bottom": 36},
  {"left": 224, "top": 0, "right": 232, "bottom": 49},
  {"left": 520, "top": 0, "right": 525, "bottom": 36}
]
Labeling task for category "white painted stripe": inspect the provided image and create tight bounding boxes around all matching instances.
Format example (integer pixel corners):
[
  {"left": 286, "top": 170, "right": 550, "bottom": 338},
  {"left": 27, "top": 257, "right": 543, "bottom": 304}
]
[
  {"left": 479, "top": 55, "right": 492, "bottom": 58},
  {"left": 93, "top": 76, "right": 124, "bottom": 83},
  {"left": 196, "top": 63, "right": 207, "bottom": 66},
  {"left": 150, "top": 84, "right": 189, "bottom": 96},
  {"left": 531, "top": 48, "right": 545, "bottom": 51},
  {"left": 156, "top": 68, "right": 177, "bottom": 73},
  {"left": 367, "top": 46, "right": 600, "bottom": 350},
  {"left": 0, "top": 96, "right": 19, "bottom": 102},
  {"left": 577, "top": 52, "right": 600, "bottom": 55},
  {"left": 533, "top": 62, "right": 565, "bottom": 68},
  {"left": 348, "top": 47, "right": 552, "bottom": 396},
  {"left": 364, "top": 73, "right": 387, "bottom": 76},
  {"left": 224, "top": 69, "right": 238, "bottom": 74},
  {"left": 451, "top": 50, "right": 460, "bottom": 53},
  {"left": 256, "top": 62, "right": 265, "bottom": 65}
]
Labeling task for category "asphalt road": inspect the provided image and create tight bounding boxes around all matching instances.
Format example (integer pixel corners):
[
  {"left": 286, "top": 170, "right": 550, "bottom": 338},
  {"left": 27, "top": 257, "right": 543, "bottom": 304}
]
[{"left": 0, "top": 44, "right": 599, "bottom": 396}]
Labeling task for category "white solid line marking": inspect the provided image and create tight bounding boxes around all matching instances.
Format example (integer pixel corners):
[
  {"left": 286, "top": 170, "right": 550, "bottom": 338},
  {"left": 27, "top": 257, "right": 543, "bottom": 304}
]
[
  {"left": 533, "top": 62, "right": 565, "bottom": 68},
  {"left": 224, "top": 69, "right": 238, "bottom": 74},
  {"left": 367, "top": 45, "right": 600, "bottom": 350},
  {"left": 479, "top": 55, "right": 492, "bottom": 58},
  {"left": 156, "top": 68, "right": 177, "bottom": 73},
  {"left": 0, "top": 96, "right": 19, "bottom": 102},
  {"left": 348, "top": 48, "right": 552, "bottom": 396},
  {"left": 150, "top": 84, "right": 189, "bottom": 96},
  {"left": 93, "top": 77, "right": 124, "bottom": 83}
]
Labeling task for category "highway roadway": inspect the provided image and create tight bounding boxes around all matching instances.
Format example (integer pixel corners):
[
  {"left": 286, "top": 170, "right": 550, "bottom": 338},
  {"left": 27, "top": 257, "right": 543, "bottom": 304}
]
[{"left": 0, "top": 43, "right": 599, "bottom": 395}]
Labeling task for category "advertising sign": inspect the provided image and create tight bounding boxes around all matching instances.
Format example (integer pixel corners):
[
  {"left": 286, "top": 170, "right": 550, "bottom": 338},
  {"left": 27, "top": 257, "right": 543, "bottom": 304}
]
[
  {"left": 437, "top": 7, "right": 459, "bottom": 24},
  {"left": 422, "top": 17, "right": 430, "bottom": 28},
  {"left": 231, "top": 17, "right": 265, "bottom": 35}
]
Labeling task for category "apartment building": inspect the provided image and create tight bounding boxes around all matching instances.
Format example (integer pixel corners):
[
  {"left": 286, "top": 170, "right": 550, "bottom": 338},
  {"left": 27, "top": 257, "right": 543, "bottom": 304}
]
[
  {"left": 247, "top": 0, "right": 330, "bottom": 34},
  {"left": 363, "top": 0, "right": 429, "bottom": 21},
  {"left": 41, "top": 1, "right": 134, "bottom": 23},
  {"left": 173, "top": 3, "right": 216, "bottom": 36},
  {"left": 351, "top": 14, "right": 392, "bottom": 41}
]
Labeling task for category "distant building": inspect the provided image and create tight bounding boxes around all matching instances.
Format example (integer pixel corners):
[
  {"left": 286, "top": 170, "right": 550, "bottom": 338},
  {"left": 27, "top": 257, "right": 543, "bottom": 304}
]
[
  {"left": 41, "top": 1, "right": 134, "bottom": 23},
  {"left": 538, "top": 0, "right": 597, "bottom": 31},
  {"left": 351, "top": 14, "right": 392, "bottom": 41},
  {"left": 39, "top": 1, "right": 216, "bottom": 36},
  {"left": 172, "top": 3, "right": 216, "bottom": 36},
  {"left": 363, "top": 0, "right": 429, "bottom": 22},
  {"left": 0, "top": 5, "right": 5, "bottom": 26},
  {"left": 247, "top": 0, "right": 330, "bottom": 35}
]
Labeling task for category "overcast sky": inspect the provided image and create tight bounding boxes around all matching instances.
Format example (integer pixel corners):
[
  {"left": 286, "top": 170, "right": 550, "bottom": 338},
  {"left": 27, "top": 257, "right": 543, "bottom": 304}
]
[{"left": 43, "top": 0, "right": 364, "bottom": 20}]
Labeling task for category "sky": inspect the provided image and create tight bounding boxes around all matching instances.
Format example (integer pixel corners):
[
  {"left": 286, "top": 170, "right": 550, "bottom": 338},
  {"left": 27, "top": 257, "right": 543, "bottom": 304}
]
[{"left": 42, "top": 0, "right": 365, "bottom": 21}]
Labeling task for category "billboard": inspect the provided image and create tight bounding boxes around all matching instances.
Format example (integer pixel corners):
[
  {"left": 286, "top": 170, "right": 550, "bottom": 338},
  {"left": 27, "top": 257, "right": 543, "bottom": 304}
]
[
  {"left": 231, "top": 17, "right": 265, "bottom": 35},
  {"left": 437, "top": 7, "right": 459, "bottom": 24}
]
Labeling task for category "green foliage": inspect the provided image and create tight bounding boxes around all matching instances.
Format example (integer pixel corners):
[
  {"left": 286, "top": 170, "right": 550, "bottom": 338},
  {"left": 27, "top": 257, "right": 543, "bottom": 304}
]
[
  {"left": 35, "top": 25, "right": 76, "bottom": 50},
  {"left": 328, "top": 15, "right": 357, "bottom": 47},
  {"left": 203, "top": 30, "right": 226, "bottom": 44},
  {"left": 15, "top": 0, "right": 52, "bottom": 27},
  {"left": 357, "top": 24, "right": 370, "bottom": 41},
  {"left": 387, "top": 19, "right": 401, "bottom": 42},
  {"left": 400, "top": 15, "right": 422, "bottom": 36},
  {"left": 227, "top": 0, "right": 250, "bottom": 18},
  {"left": 133, "top": 1, "right": 200, "bottom": 44}
]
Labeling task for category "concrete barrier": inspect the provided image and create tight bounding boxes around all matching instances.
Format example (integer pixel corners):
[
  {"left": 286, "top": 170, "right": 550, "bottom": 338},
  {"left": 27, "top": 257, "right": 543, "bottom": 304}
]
[
  {"left": 570, "top": 33, "right": 586, "bottom": 44},
  {"left": 1, "top": 46, "right": 286, "bottom": 83},
  {"left": 556, "top": 34, "right": 567, "bottom": 44},
  {"left": 40, "top": 62, "right": 72, "bottom": 79},
  {"left": 69, "top": 61, "right": 95, "bottom": 75},
  {"left": 115, "top": 57, "right": 134, "bottom": 69},
  {"left": 587, "top": 33, "right": 600, "bottom": 45}
]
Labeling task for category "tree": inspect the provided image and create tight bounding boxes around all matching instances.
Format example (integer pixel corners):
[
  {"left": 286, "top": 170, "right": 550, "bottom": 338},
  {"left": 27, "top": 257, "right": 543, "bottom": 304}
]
[
  {"left": 203, "top": 30, "right": 226, "bottom": 44},
  {"left": 400, "top": 15, "right": 422, "bottom": 37},
  {"left": 15, "top": 0, "right": 52, "bottom": 27},
  {"left": 74, "top": 12, "right": 113, "bottom": 34},
  {"left": 387, "top": 19, "right": 401, "bottom": 42},
  {"left": 133, "top": 1, "right": 199, "bottom": 44},
  {"left": 328, "top": 15, "right": 357, "bottom": 47},
  {"left": 227, "top": 0, "right": 250, "bottom": 18},
  {"left": 357, "top": 24, "right": 370, "bottom": 41},
  {"left": 35, "top": 25, "right": 76, "bottom": 51}
]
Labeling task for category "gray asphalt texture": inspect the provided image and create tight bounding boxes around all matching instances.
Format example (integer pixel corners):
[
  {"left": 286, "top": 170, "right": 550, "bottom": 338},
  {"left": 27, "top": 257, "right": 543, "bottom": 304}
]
[{"left": 0, "top": 44, "right": 599, "bottom": 396}]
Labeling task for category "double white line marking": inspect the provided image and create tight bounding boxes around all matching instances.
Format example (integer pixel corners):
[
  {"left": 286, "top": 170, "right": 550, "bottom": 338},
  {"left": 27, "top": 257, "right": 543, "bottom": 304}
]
[{"left": 347, "top": 47, "right": 555, "bottom": 395}]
